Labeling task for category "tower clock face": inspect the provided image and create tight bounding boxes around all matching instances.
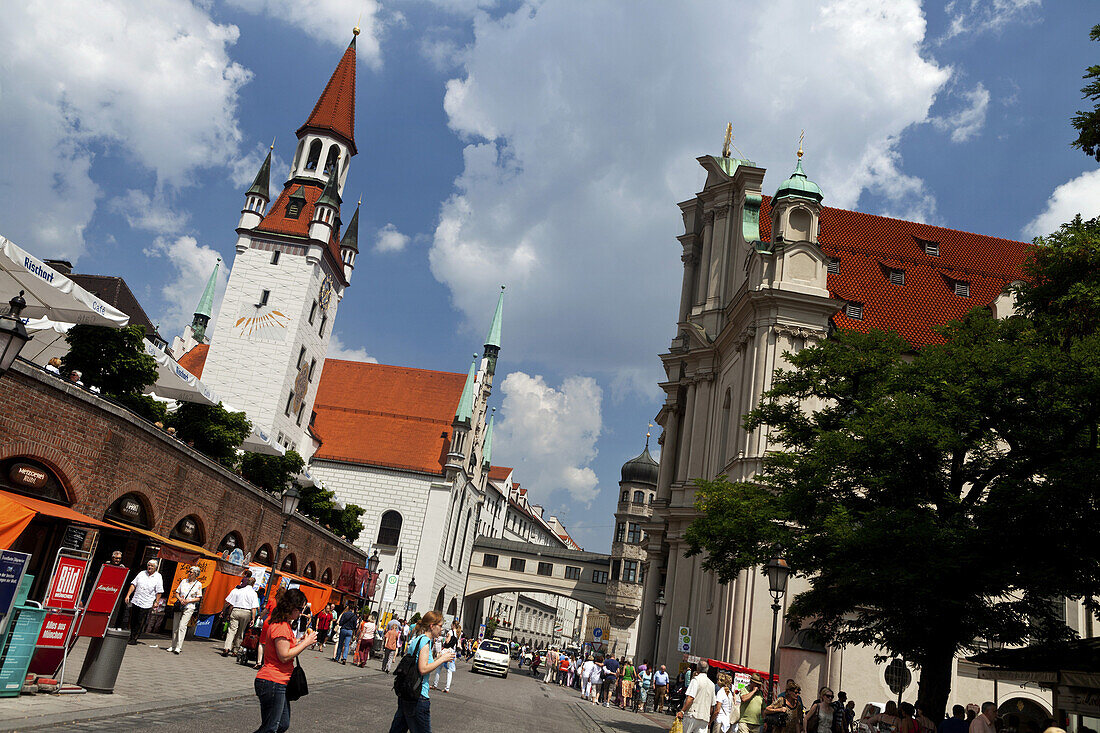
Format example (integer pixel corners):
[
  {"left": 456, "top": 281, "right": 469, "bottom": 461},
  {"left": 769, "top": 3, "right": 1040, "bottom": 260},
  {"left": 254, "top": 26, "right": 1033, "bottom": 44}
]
[{"left": 318, "top": 275, "right": 334, "bottom": 312}]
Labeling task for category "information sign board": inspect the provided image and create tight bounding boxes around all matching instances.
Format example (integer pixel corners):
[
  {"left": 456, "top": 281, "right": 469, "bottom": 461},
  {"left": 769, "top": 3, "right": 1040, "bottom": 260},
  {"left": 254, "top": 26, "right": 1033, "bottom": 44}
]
[
  {"left": 0, "top": 606, "right": 46, "bottom": 697},
  {"left": 382, "top": 573, "right": 399, "bottom": 602},
  {"left": 44, "top": 555, "right": 88, "bottom": 611},
  {"left": 36, "top": 612, "right": 76, "bottom": 648},
  {"left": 0, "top": 551, "right": 30, "bottom": 620},
  {"left": 84, "top": 564, "right": 129, "bottom": 615}
]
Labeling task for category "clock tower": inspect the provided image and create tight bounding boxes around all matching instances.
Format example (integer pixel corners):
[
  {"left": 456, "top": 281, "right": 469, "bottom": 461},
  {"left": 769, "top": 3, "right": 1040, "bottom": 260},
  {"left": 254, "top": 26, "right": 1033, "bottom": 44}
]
[{"left": 200, "top": 31, "right": 361, "bottom": 455}]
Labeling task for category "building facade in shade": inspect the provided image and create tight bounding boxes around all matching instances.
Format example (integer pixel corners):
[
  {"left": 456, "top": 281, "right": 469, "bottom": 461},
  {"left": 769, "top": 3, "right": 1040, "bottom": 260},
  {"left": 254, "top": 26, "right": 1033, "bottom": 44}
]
[
  {"left": 638, "top": 147, "right": 1054, "bottom": 715},
  {"left": 475, "top": 466, "right": 589, "bottom": 647},
  {"left": 198, "top": 35, "right": 362, "bottom": 455}
]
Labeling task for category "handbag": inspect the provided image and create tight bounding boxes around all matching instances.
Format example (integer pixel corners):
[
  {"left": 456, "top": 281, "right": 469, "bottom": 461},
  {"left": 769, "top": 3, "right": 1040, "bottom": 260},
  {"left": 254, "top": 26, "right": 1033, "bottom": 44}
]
[
  {"left": 286, "top": 658, "right": 308, "bottom": 701},
  {"left": 393, "top": 637, "right": 427, "bottom": 701}
]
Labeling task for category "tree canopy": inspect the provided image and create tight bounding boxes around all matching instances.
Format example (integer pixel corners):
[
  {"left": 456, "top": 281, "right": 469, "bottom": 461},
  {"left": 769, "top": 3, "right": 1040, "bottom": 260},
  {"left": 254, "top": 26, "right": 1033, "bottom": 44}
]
[
  {"left": 684, "top": 259, "right": 1100, "bottom": 717},
  {"left": 61, "top": 324, "right": 162, "bottom": 421},
  {"left": 168, "top": 402, "right": 251, "bottom": 467},
  {"left": 1071, "top": 24, "right": 1100, "bottom": 161}
]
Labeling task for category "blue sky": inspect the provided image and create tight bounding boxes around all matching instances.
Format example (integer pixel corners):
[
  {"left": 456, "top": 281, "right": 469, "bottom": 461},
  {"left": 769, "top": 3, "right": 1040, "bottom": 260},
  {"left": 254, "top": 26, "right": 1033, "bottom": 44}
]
[{"left": 1, "top": 0, "right": 1096, "bottom": 552}]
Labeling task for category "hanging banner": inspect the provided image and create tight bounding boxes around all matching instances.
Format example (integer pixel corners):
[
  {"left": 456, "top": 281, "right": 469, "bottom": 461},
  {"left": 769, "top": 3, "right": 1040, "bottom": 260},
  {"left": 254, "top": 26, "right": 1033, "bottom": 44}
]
[
  {"left": 354, "top": 568, "right": 371, "bottom": 597},
  {"left": 44, "top": 554, "right": 89, "bottom": 611},
  {"left": 336, "top": 560, "right": 357, "bottom": 593}
]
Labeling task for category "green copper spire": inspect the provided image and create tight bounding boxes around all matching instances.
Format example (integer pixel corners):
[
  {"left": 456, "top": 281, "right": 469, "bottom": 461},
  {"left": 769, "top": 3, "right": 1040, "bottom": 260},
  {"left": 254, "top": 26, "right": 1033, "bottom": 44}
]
[
  {"left": 246, "top": 145, "right": 273, "bottom": 200},
  {"left": 190, "top": 258, "right": 221, "bottom": 342},
  {"left": 481, "top": 410, "right": 495, "bottom": 468},
  {"left": 317, "top": 164, "right": 342, "bottom": 210},
  {"left": 483, "top": 285, "right": 504, "bottom": 375},
  {"left": 340, "top": 201, "right": 360, "bottom": 252},
  {"left": 454, "top": 355, "right": 478, "bottom": 424}
]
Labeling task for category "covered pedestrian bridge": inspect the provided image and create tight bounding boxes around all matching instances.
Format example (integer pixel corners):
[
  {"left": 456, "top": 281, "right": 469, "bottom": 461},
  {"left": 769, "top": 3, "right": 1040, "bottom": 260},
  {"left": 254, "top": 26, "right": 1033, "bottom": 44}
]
[{"left": 463, "top": 537, "right": 616, "bottom": 624}]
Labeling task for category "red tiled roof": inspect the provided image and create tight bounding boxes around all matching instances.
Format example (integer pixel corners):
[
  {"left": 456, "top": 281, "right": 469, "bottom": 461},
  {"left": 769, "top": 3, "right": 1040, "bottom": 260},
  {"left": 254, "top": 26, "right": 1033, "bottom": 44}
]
[
  {"left": 254, "top": 182, "right": 349, "bottom": 286},
  {"left": 178, "top": 344, "right": 209, "bottom": 378},
  {"left": 297, "top": 39, "right": 357, "bottom": 153},
  {"left": 311, "top": 360, "right": 466, "bottom": 475},
  {"left": 758, "top": 198, "right": 1029, "bottom": 347},
  {"left": 488, "top": 466, "right": 513, "bottom": 481}
]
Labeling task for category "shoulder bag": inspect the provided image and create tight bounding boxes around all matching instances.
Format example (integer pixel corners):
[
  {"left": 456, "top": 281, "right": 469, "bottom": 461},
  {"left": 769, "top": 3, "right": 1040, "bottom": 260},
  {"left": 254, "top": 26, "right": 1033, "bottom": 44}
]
[
  {"left": 286, "top": 657, "right": 308, "bottom": 701},
  {"left": 393, "top": 637, "right": 428, "bottom": 701}
]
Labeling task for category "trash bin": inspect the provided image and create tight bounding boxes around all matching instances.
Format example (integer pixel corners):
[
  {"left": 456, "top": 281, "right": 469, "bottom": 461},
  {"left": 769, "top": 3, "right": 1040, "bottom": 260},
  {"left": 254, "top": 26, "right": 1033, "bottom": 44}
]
[{"left": 77, "top": 628, "right": 129, "bottom": 693}]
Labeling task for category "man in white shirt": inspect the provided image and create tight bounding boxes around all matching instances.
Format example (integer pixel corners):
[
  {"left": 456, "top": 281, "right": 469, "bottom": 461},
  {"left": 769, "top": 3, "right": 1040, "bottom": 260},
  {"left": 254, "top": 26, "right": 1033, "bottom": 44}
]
[
  {"left": 222, "top": 577, "right": 259, "bottom": 657},
  {"left": 677, "top": 660, "right": 717, "bottom": 733},
  {"left": 124, "top": 560, "right": 164, "bottom": 645},
  {"left": 167, "top": 566, "right": 203, "bottom": 655}
]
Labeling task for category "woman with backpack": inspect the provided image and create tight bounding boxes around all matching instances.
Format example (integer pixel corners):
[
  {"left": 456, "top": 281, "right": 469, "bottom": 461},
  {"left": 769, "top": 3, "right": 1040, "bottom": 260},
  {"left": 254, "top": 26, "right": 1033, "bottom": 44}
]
[
  {"left": 253, "top": 588, "right": 316, "bottom": 733},
  {"left": 388, "top": 610, "right": 454, "bottom": 733}
]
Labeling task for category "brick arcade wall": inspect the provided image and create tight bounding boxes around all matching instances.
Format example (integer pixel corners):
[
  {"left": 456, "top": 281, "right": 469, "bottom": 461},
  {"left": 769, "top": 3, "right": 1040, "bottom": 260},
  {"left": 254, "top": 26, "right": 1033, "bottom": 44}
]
[{"left": 0, "top": 361, "right": 366, "bottom": 577}]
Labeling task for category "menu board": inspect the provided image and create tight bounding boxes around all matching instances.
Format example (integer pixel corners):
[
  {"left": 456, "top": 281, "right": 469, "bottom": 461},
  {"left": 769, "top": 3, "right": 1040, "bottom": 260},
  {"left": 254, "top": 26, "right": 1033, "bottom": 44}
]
[{"left": 0, "top": 607, "right": 46, "bottom": 696}]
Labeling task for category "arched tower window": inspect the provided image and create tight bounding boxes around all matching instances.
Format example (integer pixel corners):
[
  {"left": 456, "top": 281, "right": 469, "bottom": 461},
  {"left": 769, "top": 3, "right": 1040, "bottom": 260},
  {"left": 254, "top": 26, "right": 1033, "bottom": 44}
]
[
  {"left": 632, "top": 490, "right": 644, "bottom": 504},
  {"left": 377, "top": 511, "right": 402, "bottom": 546},
  {"left": 305, "top": 139, "right": 323, "bottom": 171},
  {"left": 323, "top": 146, "right": 340, "bottom": 177},
  {"left": 291, "top": 139, "right": 305, "bottom": 172}
]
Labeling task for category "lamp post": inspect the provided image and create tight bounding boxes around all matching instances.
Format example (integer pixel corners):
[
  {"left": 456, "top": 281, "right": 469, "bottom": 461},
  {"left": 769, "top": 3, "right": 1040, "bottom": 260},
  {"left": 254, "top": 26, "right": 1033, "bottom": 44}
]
[
  {"left": 271, "top": 484, "right": 301, "bottom": 578},
  {"left": 985, "top": 638, "right": 1004, "bottom": 708},
  {"left": 406, "top": 577, "right": 416, "bottom": 618},
  {"left": 366, "top": 549, "right": 380, "bottom": 616},
  {"left": 0, "top": 292, "right": 30, "bottom": 376},
  {"left": 652, "top": 590, "right": 667, "bottom": 665},
  {"left": 764, "top": 556, "right": 791, "bottom": 703}
]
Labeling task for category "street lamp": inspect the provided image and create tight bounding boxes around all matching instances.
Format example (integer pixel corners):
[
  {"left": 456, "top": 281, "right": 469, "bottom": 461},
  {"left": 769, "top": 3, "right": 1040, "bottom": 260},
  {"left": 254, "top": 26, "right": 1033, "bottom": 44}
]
[
  {"left": 984, "top": 638, "right": 1005, "bottom": 707},
  {"left": 366, "top": 549, "right": 380, "bottom": 615},
  {"left": 764, "top": 557, "right": 790, "bottom": 702},
  {"left": 0, "top": 292, "right": 30, "bottom": 376},
  {"left": 271, "top": 484, "right": 301, "bottom": 577},
  {"left": 406, "top": 577, "right": 416, "bottom": 617},
  {"left": 652, "top": 590, "right": 667, "bottom": 666}
]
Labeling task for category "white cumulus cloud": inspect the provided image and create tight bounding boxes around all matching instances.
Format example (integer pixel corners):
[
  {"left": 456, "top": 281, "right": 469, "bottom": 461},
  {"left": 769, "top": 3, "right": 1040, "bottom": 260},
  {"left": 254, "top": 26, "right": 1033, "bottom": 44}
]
[
  {"left": 429, "top": 0, "right": 951, "bottom": 389},
  {"left": 227, "top": 0, "right": 384, "bottom": 69},
  {"left": 0, "top": 0, "right": 250, "bottom": 260},
  {"left": 375, "top": 223, "right": 411, "bottom": 253},
  {"left": 327, "top": 332, "right": 379, "bottom": 363},
  {"left": 110, "top": 190, "right": 189, "bottom": 234},
  {"left": 143, "top": 235, "right": 228, "bottom": 337},
  {"left": 933, "top": 82, "right": 991, "bottom": 143},
  {"left": 1023, "top": 168, "right": 1100, "bottom": 239},
  {"left": 495, "top": 372, "right": 603, "bottom": 505},
  {"left": 940, "top": 0, "right": 1041, "bottom": 42}
]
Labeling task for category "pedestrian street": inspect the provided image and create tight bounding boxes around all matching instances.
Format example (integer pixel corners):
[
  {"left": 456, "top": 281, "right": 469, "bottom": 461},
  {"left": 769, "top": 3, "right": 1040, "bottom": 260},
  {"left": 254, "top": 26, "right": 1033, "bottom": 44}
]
[{"left": 0, "top": 636, "right": 670, "bottom": 732}]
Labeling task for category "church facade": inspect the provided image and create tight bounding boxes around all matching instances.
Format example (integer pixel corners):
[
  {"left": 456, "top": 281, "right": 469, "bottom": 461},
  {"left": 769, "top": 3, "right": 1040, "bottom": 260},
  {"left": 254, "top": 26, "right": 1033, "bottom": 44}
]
[{"left": 638, "top": 148, "right": 1053, "bottom": 713}]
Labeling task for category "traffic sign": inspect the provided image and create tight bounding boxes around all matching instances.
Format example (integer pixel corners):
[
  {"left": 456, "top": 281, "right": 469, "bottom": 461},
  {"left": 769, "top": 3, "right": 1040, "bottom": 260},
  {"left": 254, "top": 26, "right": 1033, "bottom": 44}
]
[
  {"left": 593, "top": 627, "right": 602, "bottom": 638},
  {"left": 680, "top": 642, "right": 691, "bottom": 652},
  {"left": 884, "top": 659, "right": 911, "bottom": 695}
]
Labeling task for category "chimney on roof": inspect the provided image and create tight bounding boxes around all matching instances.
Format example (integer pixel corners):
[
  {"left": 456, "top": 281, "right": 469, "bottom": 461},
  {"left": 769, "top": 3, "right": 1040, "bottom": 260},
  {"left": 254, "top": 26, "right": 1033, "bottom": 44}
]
[{"left": 44, "top": 259, "right": 72, "bottom": 275}]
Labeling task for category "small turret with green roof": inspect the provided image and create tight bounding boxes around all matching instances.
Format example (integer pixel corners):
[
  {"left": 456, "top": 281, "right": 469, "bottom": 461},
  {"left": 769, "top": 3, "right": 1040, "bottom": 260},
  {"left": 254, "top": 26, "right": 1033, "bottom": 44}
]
[
  {"left": 774, "top": 137, "right": 823, "bottom": 203},
  {"left": 483, "top": 285, "right": 504, "bottom": 376},
  {"left": 454, "top": 355, "right": 478, "bottom": 425},
  {"left": 191, "top": 258, "right": 221, "bottom": 342}
]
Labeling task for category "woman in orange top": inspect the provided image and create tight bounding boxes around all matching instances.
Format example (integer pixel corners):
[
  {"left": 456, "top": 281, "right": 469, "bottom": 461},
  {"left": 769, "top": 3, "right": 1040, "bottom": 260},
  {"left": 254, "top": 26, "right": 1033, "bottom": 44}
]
[{"left": 254, "top": 588, "right": 316, "bottom": 733}]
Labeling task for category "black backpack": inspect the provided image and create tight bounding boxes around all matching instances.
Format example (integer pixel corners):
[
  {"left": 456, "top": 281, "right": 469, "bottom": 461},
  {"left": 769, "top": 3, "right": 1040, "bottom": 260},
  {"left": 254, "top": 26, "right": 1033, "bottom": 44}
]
[{"left": 393, "top": 637, "right": 427, "bottom": 701}]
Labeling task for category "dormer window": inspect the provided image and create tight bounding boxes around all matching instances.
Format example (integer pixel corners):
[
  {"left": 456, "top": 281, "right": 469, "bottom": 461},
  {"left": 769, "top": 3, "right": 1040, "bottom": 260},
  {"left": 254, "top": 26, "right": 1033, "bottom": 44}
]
[
  {"left": 917, "top": 238, "right": 939, "bottom": 257},
  {"left": 827, "top": 258, "right": 840, "bottom": 274},
  {"left": 845, "top": 301, "right": 864, "bottom": 320},
  {"left": 954, "top": 280, "right": 970, "bottom": 297},
  {"left": 888, "top": 268, "right": 904, "bottom": 286},
  {"left": 286, "top": 202, "right": 302, "bottom": 219}
]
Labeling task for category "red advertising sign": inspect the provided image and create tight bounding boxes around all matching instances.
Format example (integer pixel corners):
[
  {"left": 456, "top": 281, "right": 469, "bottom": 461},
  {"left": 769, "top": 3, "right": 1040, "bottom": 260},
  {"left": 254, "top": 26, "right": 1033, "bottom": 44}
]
[
  {"left": 36, "top": 612, "right": 75, "bottom": 648},
  {"left": 85, "top": 564, "right": 128, "bottom": 615},
  {"left": 44, "top": 555, "right": 88, "bottom": 611}
]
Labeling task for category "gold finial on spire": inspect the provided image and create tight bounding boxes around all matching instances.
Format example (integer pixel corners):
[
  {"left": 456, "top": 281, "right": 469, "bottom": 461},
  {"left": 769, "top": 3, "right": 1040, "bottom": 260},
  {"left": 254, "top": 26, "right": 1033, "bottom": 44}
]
[
  {"left": 357, "top": 194, "right": 362, "bottom": 207},
  {"left": 797, "top": 130, "right": 805, "bottom": 160},
  {"left": 270, "top": 136, "right": 276, "bottom": 151},
  {"left": 645, "top": 422, "right": 653, "bottom": 449},
  {"left": 353, "top": 10, "right": 361, "bottom": 36},
  {"left": 722, "top": 122, "right": 733, "bottom": 158}
]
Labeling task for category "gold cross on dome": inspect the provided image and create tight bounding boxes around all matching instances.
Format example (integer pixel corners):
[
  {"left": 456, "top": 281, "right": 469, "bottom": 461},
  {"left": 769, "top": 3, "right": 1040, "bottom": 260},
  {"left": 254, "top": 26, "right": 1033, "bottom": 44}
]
[{"left": 722, "top": 123, "right": 733, "bottom": 158}]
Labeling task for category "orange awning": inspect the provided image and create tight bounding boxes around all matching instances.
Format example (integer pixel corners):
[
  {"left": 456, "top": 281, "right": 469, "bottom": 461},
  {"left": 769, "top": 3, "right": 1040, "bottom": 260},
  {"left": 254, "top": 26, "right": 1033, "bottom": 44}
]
[
  {"left": 0, "top": 489, "right": 117, "bottom": 529},
  {"left": 0, "top": 494, "right": 36, "bottom": 550}
]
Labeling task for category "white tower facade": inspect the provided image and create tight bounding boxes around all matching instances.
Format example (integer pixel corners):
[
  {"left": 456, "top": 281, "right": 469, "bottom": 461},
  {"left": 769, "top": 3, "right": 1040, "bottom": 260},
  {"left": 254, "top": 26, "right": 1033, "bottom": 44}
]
[{"left": 202, "top": 34, "right": 361, "bottom": 454}]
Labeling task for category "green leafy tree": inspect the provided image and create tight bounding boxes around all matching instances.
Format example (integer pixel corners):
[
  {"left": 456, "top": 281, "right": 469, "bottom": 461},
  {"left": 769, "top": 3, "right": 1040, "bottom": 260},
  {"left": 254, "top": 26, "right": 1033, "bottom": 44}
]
[
  {"left": 61, "top": 324, "right": 158, "bottom": 405},
  {"left": 684, "top": 309, "right": 1100, "bottom": 720},
  {"left": 484, "top": 617, "right": 498, "bottom": 639},
  {"left": 289, "top": 468, "right": 365, "bottom": 543},
  {"left": 1072, "top": 24, "right": 1100, "bottom": 161},
  {"left": 168, "top": 402, "right": 250, "bottom": 466},
  {"left": 241, "top": 450, "right": 305, "bottom": 493}
]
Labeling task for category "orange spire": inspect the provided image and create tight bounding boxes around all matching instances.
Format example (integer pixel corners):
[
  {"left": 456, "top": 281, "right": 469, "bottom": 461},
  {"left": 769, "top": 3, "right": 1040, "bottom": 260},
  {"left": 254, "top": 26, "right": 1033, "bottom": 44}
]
[{"left": 297, "top": 36, "right": 357, "bottom": 154}]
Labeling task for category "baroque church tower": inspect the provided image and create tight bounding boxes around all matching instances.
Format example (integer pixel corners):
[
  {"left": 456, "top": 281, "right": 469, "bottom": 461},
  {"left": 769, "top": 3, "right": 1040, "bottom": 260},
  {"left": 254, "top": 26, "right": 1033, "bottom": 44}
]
[{"left": 201, "top": 31, "right": 362, "bottom": 454}]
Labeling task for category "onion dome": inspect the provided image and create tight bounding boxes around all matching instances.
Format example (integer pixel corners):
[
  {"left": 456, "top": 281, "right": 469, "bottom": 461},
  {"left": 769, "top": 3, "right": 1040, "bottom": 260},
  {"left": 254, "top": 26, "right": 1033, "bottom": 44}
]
[
  {"left": 620, "top": 446, "right": 658, "bottom": 486},
  {"left": 774, "top": 158, "right": 823, "bottom": 203}
]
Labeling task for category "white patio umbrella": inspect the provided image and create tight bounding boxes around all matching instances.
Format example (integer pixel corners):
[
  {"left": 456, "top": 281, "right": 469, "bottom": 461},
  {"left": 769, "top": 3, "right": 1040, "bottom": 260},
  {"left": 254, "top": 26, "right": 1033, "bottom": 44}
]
[
  {"left": 1, "top": 236, "right": 129, "bottom": 327},
  {"left": 220, "top": 402, "right": 286, "bottom": 457},
  {"left": 21, "top": 316, "right": 73, "bottom": 366},
  {"left": 297, "top": 466, "right": 323, "bottom": 489},
  {"left": 141, "top": 339, "right": 219, "bottom": 405}
]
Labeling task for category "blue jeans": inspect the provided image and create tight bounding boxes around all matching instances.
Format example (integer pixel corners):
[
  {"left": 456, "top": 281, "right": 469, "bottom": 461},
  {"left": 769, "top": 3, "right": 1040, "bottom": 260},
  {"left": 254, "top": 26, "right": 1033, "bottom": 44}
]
[
  {"left": 388, "top": 695, "right": 431, "bottom": 733},
  {"left": 254, "top": 678, "right": 290, "bottom": 733},
  {"left": 337, "top": 628, "right": 355, "bottom": 661}
]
